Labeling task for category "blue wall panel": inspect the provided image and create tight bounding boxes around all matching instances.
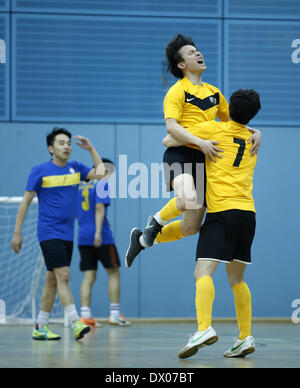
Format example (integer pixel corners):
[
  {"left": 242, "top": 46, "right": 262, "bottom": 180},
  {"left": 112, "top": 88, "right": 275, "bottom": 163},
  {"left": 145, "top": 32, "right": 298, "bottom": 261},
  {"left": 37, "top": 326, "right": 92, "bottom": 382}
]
[
  {"left": 249, "top": 126, "right": 300, "bottom": 318},
  {"left": 113, "top": 125, "right": 143, "bottom": 317},
  {"left": 0, "top": 14, "right": 9, "bottom": 120},
  {"left": 225, "top": 0, "right": 300, "bottom": 20},
  {"left": 12, "top": 14, "right": 221, "bottom": 123},
  {"left": 0, "top": 0, "right": 9, "bottom": 11},
  {"left": 224, "top": 20, "right": 300, "bottom": 126},
  {"left": 13, "top": 0, "right": 221, "bottom": 17}
]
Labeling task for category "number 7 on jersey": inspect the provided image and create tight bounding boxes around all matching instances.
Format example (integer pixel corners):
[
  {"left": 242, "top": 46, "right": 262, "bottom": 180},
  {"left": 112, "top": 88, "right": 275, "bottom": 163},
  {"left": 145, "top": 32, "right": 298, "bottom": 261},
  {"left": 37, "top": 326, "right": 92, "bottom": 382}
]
[{"left": 233, "top": 138, "right": 246, "bottom": 167}]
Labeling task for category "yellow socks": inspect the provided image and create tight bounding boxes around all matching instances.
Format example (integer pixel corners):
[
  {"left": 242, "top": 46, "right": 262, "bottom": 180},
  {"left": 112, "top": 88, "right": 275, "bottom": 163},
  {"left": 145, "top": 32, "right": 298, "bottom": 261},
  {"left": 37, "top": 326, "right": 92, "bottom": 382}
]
[
  {"left": 232, "top": 282, "right": 252, "bottom": 340},
  {"left": 195, "top": 276, "right": 215, "bottom": 332},
  {"left": 194, "top": 277, "right": 251, "bottom": 339},
  {"left": 159, "top": 197, "right": 182, "bottom": 222},
  {"left": 155, "top": 220, "right": 184, "bottom": 244},
  {"left": 153, "top": 198, "right": 183, "bottom": 244}
]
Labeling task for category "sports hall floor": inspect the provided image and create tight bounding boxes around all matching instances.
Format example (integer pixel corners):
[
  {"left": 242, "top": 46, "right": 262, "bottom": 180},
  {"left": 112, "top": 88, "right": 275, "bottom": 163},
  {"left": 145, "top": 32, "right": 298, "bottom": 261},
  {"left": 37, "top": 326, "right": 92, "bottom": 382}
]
[{"left": 0, "top": 320, "right": 299, "bottom": 369}]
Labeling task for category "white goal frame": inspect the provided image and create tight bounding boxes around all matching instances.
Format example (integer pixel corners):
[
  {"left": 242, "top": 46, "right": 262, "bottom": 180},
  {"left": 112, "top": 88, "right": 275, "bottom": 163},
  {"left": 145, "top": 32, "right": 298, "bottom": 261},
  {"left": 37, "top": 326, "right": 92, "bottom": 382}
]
[{"left": 0, "top": 196, "right": 65, "bottom": 324}]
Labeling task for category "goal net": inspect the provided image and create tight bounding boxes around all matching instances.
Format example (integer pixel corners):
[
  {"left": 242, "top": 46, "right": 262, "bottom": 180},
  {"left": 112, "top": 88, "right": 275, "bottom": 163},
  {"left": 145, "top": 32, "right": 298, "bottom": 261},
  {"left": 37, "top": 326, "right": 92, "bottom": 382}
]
[{"left": 0, "top": 197, "right": 63, "bottom": 324}]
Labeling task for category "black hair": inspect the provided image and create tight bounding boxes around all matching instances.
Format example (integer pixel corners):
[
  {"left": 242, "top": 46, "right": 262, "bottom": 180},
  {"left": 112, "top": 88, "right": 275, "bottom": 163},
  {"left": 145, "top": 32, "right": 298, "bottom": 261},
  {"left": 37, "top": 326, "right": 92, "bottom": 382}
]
[
  {"left": 46, "top": 127, "right": 72, "bottom": 148},
  {"left": 165, "top": 34, "right": 196, "bottom": 78},
  {"left": 92, "top": 159, "right": 114, "bottom": 170},
  {"left": 229, "top": 89, "right": 261, "bottom": 125},
  {"left": 101, "top": 158, "right": 114, "bottom": 166}
]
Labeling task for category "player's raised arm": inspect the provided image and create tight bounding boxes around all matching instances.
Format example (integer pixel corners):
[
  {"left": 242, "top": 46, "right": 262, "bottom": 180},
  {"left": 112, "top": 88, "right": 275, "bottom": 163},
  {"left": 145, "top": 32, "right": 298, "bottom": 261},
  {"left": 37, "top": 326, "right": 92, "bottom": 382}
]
[
  {"left": 11, "top": 191, "right": 36, "bottom": 254},
  {"left": 74, "top": 135, "right": 106, "bottom": 179}
]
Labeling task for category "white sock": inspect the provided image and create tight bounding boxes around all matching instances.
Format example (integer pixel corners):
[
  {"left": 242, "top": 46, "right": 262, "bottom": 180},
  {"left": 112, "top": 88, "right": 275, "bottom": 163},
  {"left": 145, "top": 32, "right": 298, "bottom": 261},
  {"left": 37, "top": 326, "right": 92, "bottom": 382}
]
[
  {"left": 37, "top": 311, "right": 50, "bottom": 327},
  {"left": 65, "top": 304, "right": 80, "bottom": 328},
  {"left": 154, "top": 212, "right": 168, "bottom": 226},
  {"left": 110, "top": 304, "right": 120, "bottom": 318},
  {"left": 139, "top": 235, "right": 149, "bottom": 248},
  {"left": 81, "top": 306, "right": 92, "bottom": 319}
]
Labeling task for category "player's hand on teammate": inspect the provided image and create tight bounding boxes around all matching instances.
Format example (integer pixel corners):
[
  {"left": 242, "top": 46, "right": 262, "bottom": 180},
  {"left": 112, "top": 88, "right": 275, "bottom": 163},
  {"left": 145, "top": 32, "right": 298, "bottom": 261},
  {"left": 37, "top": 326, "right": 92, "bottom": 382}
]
[
  {"left": 247, "top": 127, "right": 262, "bottom": 156},
  {"left": 199, "top": 139, "right": 224, "bottom": 163},
  {"left": 11, "top": 233, "right": 23, "bottom": 254},
  {"left": 74, "top": 135, "right": 93, "bottom": 151}
]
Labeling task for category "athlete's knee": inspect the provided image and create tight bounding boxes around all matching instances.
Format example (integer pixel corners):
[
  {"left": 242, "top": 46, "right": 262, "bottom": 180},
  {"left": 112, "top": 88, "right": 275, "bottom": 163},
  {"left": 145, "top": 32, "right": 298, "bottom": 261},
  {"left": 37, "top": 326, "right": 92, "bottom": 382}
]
[
  {"left": 45, "top": 271, "right": 57, "bottom": 288},
  {"left": 173, "top": 175, "right": 201, "bottom": 211},
  {"left": 107, "top": 267, "right": 120, "bottom": 279},
  {"left": 194, "top": 260, "right": 219, "bottom": 282},
  {"left": 83, "top": 270, "right": 97, "bottom": 285},
  {"left": 54, "top": 267, "right": 71, "bottom": 284},
  {"left": 227, "top": 273, "right": 244, "bottom": 288},
  {"left": 177, "top": 191, "right": 201, "bottom": 211},
  {"left": 226, "top": 263, "right": 245, "bottom": 287}
]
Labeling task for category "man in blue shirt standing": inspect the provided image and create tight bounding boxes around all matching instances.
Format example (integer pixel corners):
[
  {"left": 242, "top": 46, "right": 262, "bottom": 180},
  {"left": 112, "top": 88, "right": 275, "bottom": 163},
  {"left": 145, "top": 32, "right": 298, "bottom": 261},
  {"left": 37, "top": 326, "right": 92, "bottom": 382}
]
[
  {"left": 77, "top": 159, "right": 130, "bottom": 327},
  {"left": 11, "top": 127, "right": 106, "bottom": 341}
]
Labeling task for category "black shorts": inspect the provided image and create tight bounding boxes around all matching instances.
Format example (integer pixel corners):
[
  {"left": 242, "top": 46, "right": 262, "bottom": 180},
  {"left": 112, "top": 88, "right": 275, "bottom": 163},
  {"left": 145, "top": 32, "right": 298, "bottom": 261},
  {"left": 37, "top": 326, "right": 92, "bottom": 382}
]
[
  {"left": 40, "top": 239, "right": 73, "bottom": 271},
  {"left": 196, "top": 210, "right": 256, "bottom": 264},
  {"left": 79, "top": 244, "right": 121, "bottom": 271},
  {"left": 163, "top": 146, "right": 206, "bottom": 195}
]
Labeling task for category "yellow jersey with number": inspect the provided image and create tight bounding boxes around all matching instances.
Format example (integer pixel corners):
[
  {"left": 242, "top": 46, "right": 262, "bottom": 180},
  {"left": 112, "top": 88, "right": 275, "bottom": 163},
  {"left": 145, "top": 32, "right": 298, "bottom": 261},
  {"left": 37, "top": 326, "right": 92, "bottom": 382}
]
[
  {"left": 164, "top": 77, "right": 229, "bottom": 149},
  {"left": 188, "top": 120, "right": 257, "bottom": 213}
]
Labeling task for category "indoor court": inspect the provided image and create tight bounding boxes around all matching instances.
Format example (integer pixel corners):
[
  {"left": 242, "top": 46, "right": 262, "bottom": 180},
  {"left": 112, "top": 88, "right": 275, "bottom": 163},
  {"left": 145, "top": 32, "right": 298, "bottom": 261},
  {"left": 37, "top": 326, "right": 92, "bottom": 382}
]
[{"left": 0, "top": 320, "right": 298, "bottom": 369}]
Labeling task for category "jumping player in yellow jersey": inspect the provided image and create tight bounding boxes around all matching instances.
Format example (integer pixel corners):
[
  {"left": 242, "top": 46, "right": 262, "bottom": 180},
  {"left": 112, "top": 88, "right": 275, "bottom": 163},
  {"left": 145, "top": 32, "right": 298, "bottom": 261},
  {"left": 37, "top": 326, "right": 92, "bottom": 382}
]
[
  {"left": 163, "top": 89, "right": 261, "bottom": 359},
  {"left": 125, "top": 34, "right": 261, "bottom": 267}
]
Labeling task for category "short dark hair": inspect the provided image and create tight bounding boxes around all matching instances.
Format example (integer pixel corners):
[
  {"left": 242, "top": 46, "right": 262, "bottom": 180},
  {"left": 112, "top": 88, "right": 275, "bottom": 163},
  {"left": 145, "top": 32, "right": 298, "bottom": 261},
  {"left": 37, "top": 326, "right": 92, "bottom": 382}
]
[
  {"left": 102, "top": 158, "right": 114, "bottom": 166},
  {"left": 92, "top": 158, "right": 115, "bottom": 174},
  {"left": 46, "top": 127, "right": 72, "bottom": 148},
  {"left": 229, "top": 89, "right": 261, "bottom": 125},
  {"left": 165, "top": 34, "right": 196, "bottom": 79}
]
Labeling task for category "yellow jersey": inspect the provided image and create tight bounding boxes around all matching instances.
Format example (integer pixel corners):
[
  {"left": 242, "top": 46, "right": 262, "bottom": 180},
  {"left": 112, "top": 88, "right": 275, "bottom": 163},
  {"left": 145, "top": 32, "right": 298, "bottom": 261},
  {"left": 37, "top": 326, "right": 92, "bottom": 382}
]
[
  {"left": 189, "top": 120, "right": 257, "bottom": 213},
  {"left": 164, "top": 77, "right": 229, "bottom": 149}
]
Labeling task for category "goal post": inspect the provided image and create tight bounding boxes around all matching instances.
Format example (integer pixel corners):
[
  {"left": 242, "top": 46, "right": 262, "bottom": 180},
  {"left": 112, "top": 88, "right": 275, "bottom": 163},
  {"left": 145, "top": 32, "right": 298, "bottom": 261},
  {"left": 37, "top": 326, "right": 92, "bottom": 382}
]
[{"left": 0, "top": 196, "right": 63, "bottom": 324}]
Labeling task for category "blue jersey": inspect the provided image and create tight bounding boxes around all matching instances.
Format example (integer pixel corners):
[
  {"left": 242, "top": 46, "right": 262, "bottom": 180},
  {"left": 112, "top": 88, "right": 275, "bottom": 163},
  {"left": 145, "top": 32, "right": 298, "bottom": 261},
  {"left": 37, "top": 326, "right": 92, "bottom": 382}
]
[
  {"left": 26, "top": 160, "right": 91, "bottom": 242},
  {"left": 77, "top": 179, "right": 115, "bottom": 246}
]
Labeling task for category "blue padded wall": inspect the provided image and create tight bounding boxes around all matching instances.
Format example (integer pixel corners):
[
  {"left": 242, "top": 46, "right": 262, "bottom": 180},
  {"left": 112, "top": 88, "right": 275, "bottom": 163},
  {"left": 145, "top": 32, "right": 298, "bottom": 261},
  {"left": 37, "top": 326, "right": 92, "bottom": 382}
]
[
  {"left": 12, "top": 0, "right": 221, "bottom": 17},
  {"left": 4, "top": 1, "right": 300, "bottom": 126},
  {"left": 224, "top": 20, "right": 300, "bottom": 126},
  {"left": 0, "top": 0, "right": 9, "bottom": 11},
  {"left": 225, "top": 0, "right": 300, "bottom": 20},
  {"left": 12, "top": 14, "right": 221, "bottom": 123}
]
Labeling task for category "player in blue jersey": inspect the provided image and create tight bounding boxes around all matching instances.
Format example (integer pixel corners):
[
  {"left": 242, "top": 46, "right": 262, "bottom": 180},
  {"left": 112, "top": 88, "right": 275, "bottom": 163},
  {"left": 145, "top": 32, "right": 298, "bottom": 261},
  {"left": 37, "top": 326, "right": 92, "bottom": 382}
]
[
  {"left": 77, "top": 159, "right": 131, "bottom": 327},
  {"left": 11, "top": 127, "right": 106, "bottom": 341}
]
